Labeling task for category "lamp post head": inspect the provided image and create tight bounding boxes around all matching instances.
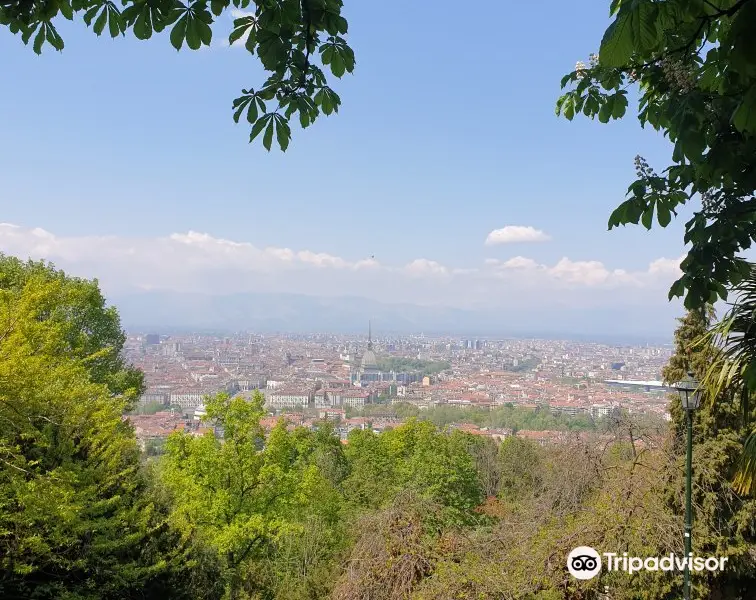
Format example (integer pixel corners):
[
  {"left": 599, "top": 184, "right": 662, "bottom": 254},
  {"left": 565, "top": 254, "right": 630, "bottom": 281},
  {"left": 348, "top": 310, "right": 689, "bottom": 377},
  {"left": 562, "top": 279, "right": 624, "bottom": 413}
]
[{"left": 674, "top": 371, "right": 702, "bottom": 411}]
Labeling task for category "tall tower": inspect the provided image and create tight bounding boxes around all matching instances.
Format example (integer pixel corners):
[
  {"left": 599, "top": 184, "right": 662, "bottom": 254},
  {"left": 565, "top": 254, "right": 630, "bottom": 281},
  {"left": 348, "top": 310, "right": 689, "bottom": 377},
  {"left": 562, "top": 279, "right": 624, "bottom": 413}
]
[{"left": 368, "top": 320, "right": 373, "bottom": 351}]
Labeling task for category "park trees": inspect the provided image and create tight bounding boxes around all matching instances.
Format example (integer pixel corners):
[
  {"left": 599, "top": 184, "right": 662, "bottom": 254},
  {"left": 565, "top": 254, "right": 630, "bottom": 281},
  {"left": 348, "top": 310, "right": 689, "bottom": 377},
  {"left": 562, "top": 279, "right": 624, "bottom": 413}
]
[
  {"left": 343, "top": 420, "right": 484, "bottom": 527},
  {"left": 0, "top": 0, "right": 354, "bottom": 151},
  {"left": 159, "top": 391, "right": 346, "bottom": 599},
  {"left": 663, "top": 308, "right": 756, "bottom": 597},
  {"left": 0, "top": 254, "right": 144, "bottom": 404},
  {"left": 0, "top": 271, "right": 190, "bottom": 599},
  {"left": 557, "top": 1, "right": 756, "bottom": 310}
]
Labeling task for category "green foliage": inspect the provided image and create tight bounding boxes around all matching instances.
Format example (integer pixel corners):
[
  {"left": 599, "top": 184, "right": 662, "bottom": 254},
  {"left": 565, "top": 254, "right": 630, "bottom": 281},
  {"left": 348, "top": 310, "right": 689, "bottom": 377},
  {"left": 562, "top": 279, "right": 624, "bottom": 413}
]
[
  {"left": 0, "top": 274, "right": 190, "bottom": 599},
  {"left": 130, "top": 400, "right": 170, "bottom": 415},
  {"left": 5, "top": 264, "right": 754, "bottom": 598},
  {"left": 424, "top": 403, "right": 597, "bottom": 432},
  {"left": 376, "top": 357, "right": 451, "bottom": 376},
  {"left": 662, "top": 308, "right": 756, "bottom": 597},
  {"left": 0, "top": 0, "right": 354, "bottom": 151},
  {"left": 0, "top": 254, "right": 144, "bottom": 405},
  {"left": 413, "top": 425, "right": 684, "bottom": 600},
  {"left": 160, "top": 391, "right": 346, "bottom": 598},
  {"left": 557, "top": 1, "right": 756, "bottom": 309},
  {"left": 351, "top": 403, "right": 598, "bottom": 432},
  {"left": 496, "top": 436, "right": 544, "bottom": 503},
  {"left": 343, "top": 419, "right": 484, "bottom": 526}
]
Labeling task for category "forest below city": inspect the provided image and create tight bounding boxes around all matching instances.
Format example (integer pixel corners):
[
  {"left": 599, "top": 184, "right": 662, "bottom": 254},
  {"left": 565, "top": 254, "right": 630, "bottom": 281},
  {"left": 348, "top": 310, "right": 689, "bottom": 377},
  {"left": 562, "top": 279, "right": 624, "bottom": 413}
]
[
  {"left": 342, "top": 402, "right": 605, "bottom": 432},
  {"left": 2, "top": 258, "right": 755, "bottom": 600}
]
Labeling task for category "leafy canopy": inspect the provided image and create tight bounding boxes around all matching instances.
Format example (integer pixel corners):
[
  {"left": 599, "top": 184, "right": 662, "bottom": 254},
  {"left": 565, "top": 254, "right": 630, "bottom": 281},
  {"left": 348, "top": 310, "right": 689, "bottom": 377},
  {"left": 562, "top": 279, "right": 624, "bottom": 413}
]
[
  {"left": 557, "top": 0, "right": 756, "bottom": 310},
  {"left": 0, "top": 274, "right": 184, "bottom": 599},
  {"left": 0, "top": 254, "right": 144, "bottom": 403},
  {"left": 0, "top": 0, "right": 354, "bottom": 151},
  {"left": 160, "top": 391, "right": 337, "bottom": 597}
]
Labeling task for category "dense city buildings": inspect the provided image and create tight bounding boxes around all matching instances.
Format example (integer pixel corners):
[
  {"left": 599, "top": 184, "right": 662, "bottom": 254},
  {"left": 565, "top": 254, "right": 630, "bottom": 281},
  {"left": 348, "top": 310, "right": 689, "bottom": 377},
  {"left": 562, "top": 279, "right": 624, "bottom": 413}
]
[{"left": 124, "top": 325, "right": 673, "bottom": 448}]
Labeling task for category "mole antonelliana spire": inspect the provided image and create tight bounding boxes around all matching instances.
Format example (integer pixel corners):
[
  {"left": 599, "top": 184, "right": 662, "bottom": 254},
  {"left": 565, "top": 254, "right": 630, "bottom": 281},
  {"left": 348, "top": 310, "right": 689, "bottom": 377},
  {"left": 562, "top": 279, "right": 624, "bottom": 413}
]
[{"left": 360, "top": 321, "right": 379, "bottom": 374}]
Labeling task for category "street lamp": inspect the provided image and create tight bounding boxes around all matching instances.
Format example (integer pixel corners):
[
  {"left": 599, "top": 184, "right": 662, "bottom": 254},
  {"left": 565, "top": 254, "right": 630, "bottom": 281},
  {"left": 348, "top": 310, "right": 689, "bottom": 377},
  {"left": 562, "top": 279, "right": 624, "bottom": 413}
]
[{"left": 674, "top": 371, "right": 702, "bottom": 600}]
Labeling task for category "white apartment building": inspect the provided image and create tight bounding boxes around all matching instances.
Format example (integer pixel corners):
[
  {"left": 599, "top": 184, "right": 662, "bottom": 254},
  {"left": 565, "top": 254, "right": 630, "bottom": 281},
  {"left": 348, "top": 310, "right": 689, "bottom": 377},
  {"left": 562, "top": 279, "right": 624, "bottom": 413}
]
[
  {"left": 265, "top": 391, "right": 311, "bottom": 409},
  {"left": 169, "top": 392, "right": 207, "bottom": 409},
  {"left": 591, "top": 404, "right": 620, "bottom": 418},
  {"left": 341, "top": 392, "right": 369, "bottom": 408}
]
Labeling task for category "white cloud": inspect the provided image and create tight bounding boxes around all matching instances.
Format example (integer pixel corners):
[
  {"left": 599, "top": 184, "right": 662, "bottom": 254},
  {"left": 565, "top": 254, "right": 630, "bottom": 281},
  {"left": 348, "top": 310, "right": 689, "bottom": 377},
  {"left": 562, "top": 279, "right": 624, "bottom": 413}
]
[
  {"left": 0, "top": 224, "right": 684, "bottom": 312},
  {"left": 485, "top": 225, "right": 551, "bottom": 245},
  {"left": 403, "top": 258, "right": 449, "bottom": 278},
  {"left": 648, "top": 255, "right": 684, "bottom": 277},
  {"left": 492, "top": 256, "right": 543, "bottom": 270}
]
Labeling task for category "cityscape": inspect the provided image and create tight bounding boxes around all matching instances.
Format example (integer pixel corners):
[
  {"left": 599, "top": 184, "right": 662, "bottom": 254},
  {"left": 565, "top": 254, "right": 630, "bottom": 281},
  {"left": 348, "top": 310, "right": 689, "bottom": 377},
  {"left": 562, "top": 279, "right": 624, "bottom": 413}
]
[
  {"left": 127, "top": 324, "right": 673, "bottom": 450},
  {"left": 4, "top": 0, "right": 756, "bottom": 598}
]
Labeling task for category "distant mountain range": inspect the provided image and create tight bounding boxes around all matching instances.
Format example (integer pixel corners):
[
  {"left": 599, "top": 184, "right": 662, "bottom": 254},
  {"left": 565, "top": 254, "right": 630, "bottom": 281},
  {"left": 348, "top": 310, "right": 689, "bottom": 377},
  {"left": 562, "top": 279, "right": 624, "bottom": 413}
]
[{"left": 111, "top": 291, "right": 676, "bottom": 345}]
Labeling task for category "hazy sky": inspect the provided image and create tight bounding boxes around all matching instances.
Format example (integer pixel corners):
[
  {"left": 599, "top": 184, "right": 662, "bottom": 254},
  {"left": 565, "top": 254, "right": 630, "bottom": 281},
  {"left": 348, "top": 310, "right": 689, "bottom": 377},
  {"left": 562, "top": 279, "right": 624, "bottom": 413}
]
[{"left": 0, "top": 1, "right": 691, "bottom": 328}]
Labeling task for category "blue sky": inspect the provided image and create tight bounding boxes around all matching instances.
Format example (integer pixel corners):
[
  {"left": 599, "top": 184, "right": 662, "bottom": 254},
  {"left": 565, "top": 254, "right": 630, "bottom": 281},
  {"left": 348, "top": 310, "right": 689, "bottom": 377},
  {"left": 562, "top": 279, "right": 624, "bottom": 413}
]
[{"left": 0, "top": 0, "right": 693, "bottom": 332}]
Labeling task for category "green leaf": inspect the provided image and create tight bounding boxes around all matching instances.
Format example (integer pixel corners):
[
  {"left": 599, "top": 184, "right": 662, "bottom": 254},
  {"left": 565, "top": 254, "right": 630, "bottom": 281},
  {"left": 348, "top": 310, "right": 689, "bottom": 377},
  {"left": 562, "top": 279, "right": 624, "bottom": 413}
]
[
  {"left": 668, "top": 278, "right": 686, "bottom": 300},
  {"left": 232, "top": 96, "right": 251, "bottom": 123},
  {"left": 83, "top": 5, "right": 99, "bottom": 26},
  {"left": 632, "top": 2, "right": 658, "bottom": 50},
  {"left": 601, "top": 2, "right": 660, "bottom": 67},
  {"left": 335, "top": 15, "right": 348, "bottom": 34},
  {"left": 611, "top": 91, "right": 628, "bottom": 119},
  {"left": 330, "top": 51, "right": 345, "bottom": 77},
  {"left": 133, "top": 8, "right": 153, "bottom": 40},
  {"left": 45, "top": 23, "right": 64, "bottom": 51},
  {"left": 21, "top": 23, "right": 37, "bottom": 44},
  {"left": 230, "top": 16, "right": 254, "bottom": 46},
  {"left": 249, "top": 117, "right": 268, "bottom": 142},
  {"left": 321, "top": 45, "right": 334, "bottom": 65},
  {"left": 657, "top": 204, "right": 671, "bottom": 227},
  {"left": 246, "top": 99, "right": 258, "bottom": 124},
  {"left": 185, "top": 17, "right": 201, "bottom": 50},
  {"left": 564, "top": 97, "right": 575, "bottom": 120},
  {"left": 170, "top": 14, "right": 188, "bottom": 50},
  {"left": 732, "top": 86, "right": 756, "bottom": 135},
  {"left": 244, "top": 27, "right": 257, "bottom": 53},
  {"left": 59, "top": 0, "right": 74, "bottom": 21},
  {"left": 32, "top": 24, "right": 46, "bottom": 54},
  {"left": 641, "top": 204, "right": 654, "bottom": 230},
  {"left": 196, "top": 18, "right": 212, "bottom": 46},
  {"left": 341, "top": 45, "right": 356, "bottom": 72},
  {"left": 94, "top": 8, "right": 108, "bottom": 36},
  {"left": 598, "top": 96, "right": 614, "bottom": 123},
  {"left": 210, "top": 0, "right": 226, "bottom": 17},
  {"left": 108, "top": 8, "right": 123, "bottom": 38},
  {"left": 275, "top": 118, "right": 290, "bottom": 151},
  {"left": 262, "top": 119, "right": 274, "bottom": 151},
  {"left": 600, "top": 12, "right": 633, "bottom": 67},
  {"left": 608, "top": 199, "right": 635, "bottom": 228},
  {"left": 299, "top": 107, "right": 310, "bottom": 128}
]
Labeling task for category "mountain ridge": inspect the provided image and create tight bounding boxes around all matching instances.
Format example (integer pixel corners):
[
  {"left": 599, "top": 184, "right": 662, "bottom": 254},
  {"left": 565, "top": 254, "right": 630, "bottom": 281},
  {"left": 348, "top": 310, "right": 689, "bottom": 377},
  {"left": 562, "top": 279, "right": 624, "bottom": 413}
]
[{"left": 110, "top": 290, "right": 675, "bottom": 345}]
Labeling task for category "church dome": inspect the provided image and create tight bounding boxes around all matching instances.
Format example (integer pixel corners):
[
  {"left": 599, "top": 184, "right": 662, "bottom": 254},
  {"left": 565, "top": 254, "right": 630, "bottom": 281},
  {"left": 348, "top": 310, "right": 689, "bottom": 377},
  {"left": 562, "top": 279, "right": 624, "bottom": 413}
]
[
  {"left": 361, "top": 349, "right": 378, "bottom": 370},
  {"left": 359, "top": 321, "right": 379, "bottom": 372}
]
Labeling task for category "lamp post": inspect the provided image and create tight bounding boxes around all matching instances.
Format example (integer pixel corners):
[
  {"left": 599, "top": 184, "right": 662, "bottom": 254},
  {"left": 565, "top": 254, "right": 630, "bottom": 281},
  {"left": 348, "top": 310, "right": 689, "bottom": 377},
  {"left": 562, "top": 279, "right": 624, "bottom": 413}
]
[{"left": 674, "top": 372, "right": 702, "bottom": 600}]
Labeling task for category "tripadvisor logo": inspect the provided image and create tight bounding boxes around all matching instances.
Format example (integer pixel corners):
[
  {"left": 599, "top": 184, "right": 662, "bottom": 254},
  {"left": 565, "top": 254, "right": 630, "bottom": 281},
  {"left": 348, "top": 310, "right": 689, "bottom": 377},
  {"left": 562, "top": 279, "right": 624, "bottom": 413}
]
[
  {"left": 567, "top": 546, "right": 602, "bottom": 580},
  {"left": 567, "top": 546, "right": 728, "bottom": 579}
]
